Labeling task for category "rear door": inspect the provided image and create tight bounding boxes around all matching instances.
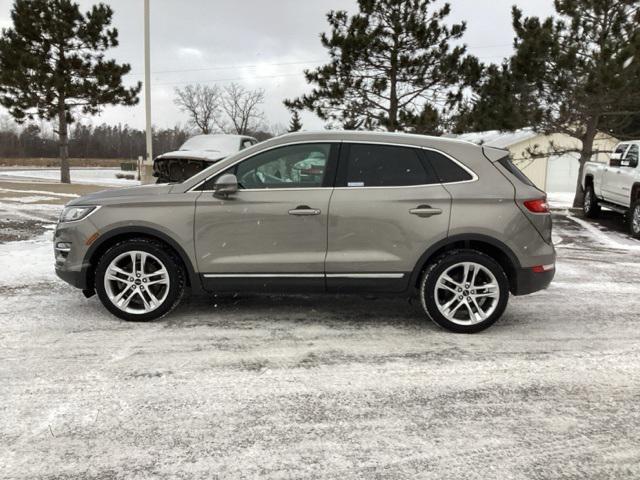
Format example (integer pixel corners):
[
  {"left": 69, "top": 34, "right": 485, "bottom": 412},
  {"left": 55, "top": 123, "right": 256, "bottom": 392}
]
[
  {"left": 325, "top": 143, "right": 452, "bottom": 293},
  {"left": 194, "top": 142, "right": 339, "bottom": 292}
]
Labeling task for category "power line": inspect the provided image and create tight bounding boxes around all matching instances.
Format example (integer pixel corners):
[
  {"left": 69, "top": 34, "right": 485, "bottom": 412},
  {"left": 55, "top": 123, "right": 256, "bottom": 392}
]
[
  {"left": 127, "top": 44, "right": 514, "bottom": 77},
  {"left": 127, "top": 60, "right": 326, "bottom": 76}
]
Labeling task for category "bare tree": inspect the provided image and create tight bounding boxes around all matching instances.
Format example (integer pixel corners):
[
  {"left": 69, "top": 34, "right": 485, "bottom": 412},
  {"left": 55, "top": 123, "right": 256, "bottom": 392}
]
[
  {"left": 174, "top": 84, "right": 223, "bottom": 134},
  {"left": 220, "top": 83, "right": 265, "bottom": 135}
]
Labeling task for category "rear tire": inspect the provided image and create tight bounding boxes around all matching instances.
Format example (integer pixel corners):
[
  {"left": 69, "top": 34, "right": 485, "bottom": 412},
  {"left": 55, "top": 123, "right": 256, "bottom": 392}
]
[
  {"left": 583, "top": 185, "right": 600, "bottom": 218},
  {"left": 630, "top": 200, "right": 640, "bottom": 239},
  {"left": 95, "top": 238, "right": 185, "bottom": 321},
  {"left": 420, "top": 249, "right": 510, "bottom": 333}
]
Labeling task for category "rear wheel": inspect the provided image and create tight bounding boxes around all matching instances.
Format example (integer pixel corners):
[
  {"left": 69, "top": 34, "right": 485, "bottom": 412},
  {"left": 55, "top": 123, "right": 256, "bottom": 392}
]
[
  {"left": 95, "top": 238, "right": 185, "bottom": 321},
  {"left": 583, "top": 185, "right": 600, "bottom": 218},
  {"left": 630, "top": 200, "right": 640, "bottom": 239},
  {"left": 420, "top": 250, "right": 510, "bottom": 333}
]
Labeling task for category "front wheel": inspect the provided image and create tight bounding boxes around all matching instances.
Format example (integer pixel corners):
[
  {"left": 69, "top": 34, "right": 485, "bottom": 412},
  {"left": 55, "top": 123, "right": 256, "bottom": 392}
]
[
  {"left": 95, "top": 238, "right": 185, "bottom": 321},
  {"left": 630, "top": 200, "right": 640, "bottom": 239},
  {"left": 583, "top": 185, "right": 600, "bottom": 218},
  {"left": 420, "top": 250, "right": 510, "bottom": 333}
]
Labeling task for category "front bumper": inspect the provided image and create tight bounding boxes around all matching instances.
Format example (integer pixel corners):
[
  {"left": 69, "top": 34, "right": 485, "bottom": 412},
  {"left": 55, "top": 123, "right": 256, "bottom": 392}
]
[{"left": 55, "top": 267, "right": 87, "bottom": 289}]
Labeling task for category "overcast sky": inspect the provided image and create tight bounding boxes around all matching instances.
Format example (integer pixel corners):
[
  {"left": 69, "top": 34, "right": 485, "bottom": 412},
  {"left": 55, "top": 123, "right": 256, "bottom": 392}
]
[{"left": 0, "top": 0, "right": 556, "bottom": 132}]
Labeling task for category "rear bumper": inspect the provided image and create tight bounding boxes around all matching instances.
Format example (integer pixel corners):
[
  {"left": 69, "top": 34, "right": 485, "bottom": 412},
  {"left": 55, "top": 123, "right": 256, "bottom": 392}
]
[{"left": 512, "top": 266, "right": 555, "bottom": 296}]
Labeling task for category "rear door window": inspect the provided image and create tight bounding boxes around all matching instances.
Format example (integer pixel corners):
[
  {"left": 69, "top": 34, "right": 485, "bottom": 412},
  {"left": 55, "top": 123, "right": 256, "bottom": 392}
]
[{"left": 340, "top": 144, "right": 437, "bottom": 187}]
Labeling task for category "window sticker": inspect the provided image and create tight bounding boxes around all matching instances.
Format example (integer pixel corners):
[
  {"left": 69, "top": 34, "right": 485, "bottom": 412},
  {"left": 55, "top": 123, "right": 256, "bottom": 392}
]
[{"left": 347, "top": 181, "right": 365, "bottom": 187}]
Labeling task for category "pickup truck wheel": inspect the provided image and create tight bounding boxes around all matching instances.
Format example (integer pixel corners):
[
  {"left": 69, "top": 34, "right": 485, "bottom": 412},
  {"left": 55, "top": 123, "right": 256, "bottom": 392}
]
[
  {"left": 630, "top": 201, "right": 640, "bottom": 239},
  {"left": 583, "top": 186, "right": 600, "bottom": 218},
  {"left": 420, "top": 249, "right": 510, "bottom": 334}
]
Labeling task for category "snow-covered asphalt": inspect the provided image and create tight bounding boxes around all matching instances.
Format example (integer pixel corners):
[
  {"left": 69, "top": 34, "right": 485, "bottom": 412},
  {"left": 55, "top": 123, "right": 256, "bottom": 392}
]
[{"left": 1, "top": 188, "right": 639, "bottom": 479}]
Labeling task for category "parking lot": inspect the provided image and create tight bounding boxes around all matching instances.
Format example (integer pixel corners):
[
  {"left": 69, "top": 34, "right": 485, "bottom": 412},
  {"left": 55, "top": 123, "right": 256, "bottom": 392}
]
[{"left": 1, "top": 180, "right": 640, "bottom": 479}]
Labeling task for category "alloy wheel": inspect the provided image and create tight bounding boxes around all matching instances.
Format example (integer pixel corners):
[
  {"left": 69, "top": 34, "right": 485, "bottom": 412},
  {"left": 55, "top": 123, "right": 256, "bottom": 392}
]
[
  {"left": 103, "top": 250, "right": 170, "bottom": 314},
  {"left": 434, "top": 262, "right": 500, "bottom": 325}
]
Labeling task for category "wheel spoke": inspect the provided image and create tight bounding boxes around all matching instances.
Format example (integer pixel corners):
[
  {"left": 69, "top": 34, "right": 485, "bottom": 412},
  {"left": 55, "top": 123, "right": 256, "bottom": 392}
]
[
  {"left": 469, "top": 297, "right": 487, "bottom": 323},
  {"left": 109, "top": 265, "right": 131, "bottom": 278},
  {"left": 470, "top": 265, "right": 479, "bottom": 287},
  {"left": 138, "top": 290, "right": 151, "bottom": 310},
  {"left": 462, "top": 263, "right": 470, "bottom": 285},
  {"left": 145, "top": 288, "right": 160, "bottom": 308},
  {"left": 463, "top": 300, "right": 476, "bottom": 322},
  {"left": 114, "top": 284, "right": 133, "bottom": 303},
  {"left": 140, "top": 252, "right": 148, "bottom": 274},
  {"left": 119, "top": 289, "right": 136, "bottom": 308},
  {"left": 129, "top": 252, "right": 137, "bottom": 276},
  {"left": 437, "top": 280, "right": 458, "bottom": 294},
  {"left": 441, "top": 274, "right": 461, "bottom": 288}
]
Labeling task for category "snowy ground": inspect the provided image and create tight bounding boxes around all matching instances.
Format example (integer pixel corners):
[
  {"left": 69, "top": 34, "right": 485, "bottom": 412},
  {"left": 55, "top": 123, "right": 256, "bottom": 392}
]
[
  {"left": 0, "top": 167, "right": 140, "bottom": 187},
  {"left": 1, "top": 183, "right": 640, "bottom": 479}
]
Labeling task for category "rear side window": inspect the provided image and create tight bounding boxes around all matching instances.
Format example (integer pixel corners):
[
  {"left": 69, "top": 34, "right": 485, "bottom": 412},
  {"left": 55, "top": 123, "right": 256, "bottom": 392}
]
[
  {"left": 423, "top": 150, "right": 473, "bottom": 183},
  {"left": 497, "top": 156, "right": 536, "bottom": 187},
  {"left": 342, "top": 144, "right": 437, "bottom": 187}
]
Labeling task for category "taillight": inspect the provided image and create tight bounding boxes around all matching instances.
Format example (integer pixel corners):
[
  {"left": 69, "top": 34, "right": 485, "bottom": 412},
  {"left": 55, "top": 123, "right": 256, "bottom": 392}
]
[{"left": 523, "top": 198, "right": 550, "bottom": 214}]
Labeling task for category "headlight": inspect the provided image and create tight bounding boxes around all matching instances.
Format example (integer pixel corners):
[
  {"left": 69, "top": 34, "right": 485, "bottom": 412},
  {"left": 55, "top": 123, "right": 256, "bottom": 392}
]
[{"left": 59, "top": 206, "right": 99, "bottom": 223}]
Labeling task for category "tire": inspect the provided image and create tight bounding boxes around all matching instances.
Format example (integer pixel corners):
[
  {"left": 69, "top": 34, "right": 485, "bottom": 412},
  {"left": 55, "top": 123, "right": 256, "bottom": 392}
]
[
  {"left": 583, "top": 185, "right": 600, "bottom": 218},
  {"left": 94, "top": 238, "right": 185, "bottom": 321},
  {"left": 630, "top": 200, "right": 640, "bottom": 239},
  {"left": 420, "top": 249, "right": 510, "bottom": 334}
]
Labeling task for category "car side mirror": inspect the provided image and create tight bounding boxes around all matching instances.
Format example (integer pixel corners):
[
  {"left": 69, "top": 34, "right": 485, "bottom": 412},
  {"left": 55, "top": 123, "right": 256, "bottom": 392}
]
[{"left": 213, "top": 173, "right": 238, "bottom": 198}]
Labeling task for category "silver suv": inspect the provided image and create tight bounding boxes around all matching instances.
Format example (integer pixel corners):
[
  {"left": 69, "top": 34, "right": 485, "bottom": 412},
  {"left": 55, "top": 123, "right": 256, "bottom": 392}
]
[{"left": 54, "top": 131, "right": 555, "bottom": 333}]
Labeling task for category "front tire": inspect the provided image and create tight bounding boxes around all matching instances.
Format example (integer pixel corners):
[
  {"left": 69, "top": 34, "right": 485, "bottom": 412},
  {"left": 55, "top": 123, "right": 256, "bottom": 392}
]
[
  {"left": 95, "top": 238, "right": 185, "bottom": 321},
  {"left": 630, "top": 200, "right": 640, "bottom": 239},
  {"left": 420, "top": 250, "right": 510, "bottom": 333},
  {"left": 583, "top": 185, "right": 600, "bottom": 218}
]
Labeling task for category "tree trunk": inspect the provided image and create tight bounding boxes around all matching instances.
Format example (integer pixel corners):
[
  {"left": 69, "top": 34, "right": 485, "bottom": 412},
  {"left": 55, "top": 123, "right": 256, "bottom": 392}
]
[
  {"left": 387, "top": 47, "right": 398, "bottom": 132},
  {"left": 573, "top": 118, "right": 598, "bottom": 208},
  {"left": 58, "top": 105, "right": 71, "bottom": 184}
]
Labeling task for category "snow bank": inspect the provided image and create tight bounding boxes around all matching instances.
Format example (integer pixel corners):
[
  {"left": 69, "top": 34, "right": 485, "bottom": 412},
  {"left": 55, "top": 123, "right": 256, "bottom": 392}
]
[
  {"left": 1, "top": 168, "right": 140, "bottom": 187},
  {"left": 0, "top": 231, "right": 57, "bottom": 286}
]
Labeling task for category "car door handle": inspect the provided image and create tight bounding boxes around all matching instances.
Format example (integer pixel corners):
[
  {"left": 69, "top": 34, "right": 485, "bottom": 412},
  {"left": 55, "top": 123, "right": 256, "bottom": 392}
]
[
  {"left": 409, "top": 205, "right": 443, "bottom": 217},
  {"left": 288, "top": 205, "right": 321, "bottom": 216}
]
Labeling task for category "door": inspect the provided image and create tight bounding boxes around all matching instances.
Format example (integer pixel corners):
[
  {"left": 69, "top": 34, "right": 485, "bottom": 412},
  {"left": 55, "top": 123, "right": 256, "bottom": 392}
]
[
  {"left": 602, "top": 143, "right": 628, "bottom": 203},
  {"left": 194, "top": 142, "right": 339, "bottom": 292},
  {"left": 325, "top": 143, "right": 452, "bottom": 293},
  {"left": 617, "top": 144, "right": 639, "bottom": 206}
]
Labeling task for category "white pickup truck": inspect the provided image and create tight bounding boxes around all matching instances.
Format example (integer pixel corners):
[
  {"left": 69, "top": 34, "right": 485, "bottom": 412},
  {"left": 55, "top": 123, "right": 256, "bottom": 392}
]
[{"left": 581, "top": 141, "right": 640, "bottom": 238}]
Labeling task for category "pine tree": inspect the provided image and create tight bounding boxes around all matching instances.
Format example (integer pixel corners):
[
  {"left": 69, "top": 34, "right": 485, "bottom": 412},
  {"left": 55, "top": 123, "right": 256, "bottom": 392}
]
[
  {"left": 508, "top": 0, "right": 640, "bottom": 206},
  {"left": 453, "top": 62, "right": 542, "bottom": 133},
  {"left": 288, "top": 110, "right": 303, "bottom": 132},
  {"left": 284, "top": 0, "right": 480, "bottom": 132},
  {"left": 0, "top": 0, "right": 140, "bottom": 183}
]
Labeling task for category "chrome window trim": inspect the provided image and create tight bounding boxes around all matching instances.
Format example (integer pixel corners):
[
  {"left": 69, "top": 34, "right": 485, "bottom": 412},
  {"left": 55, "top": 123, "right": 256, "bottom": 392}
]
[
  {"left": 338, "top": 141, "right": 478, "bottom": 188},
  {"left": 189, "top": 140, "right": 341, "bottom": 193},
  {"left": 191, "top": 140, "right": 478, "bottom": 193}
]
